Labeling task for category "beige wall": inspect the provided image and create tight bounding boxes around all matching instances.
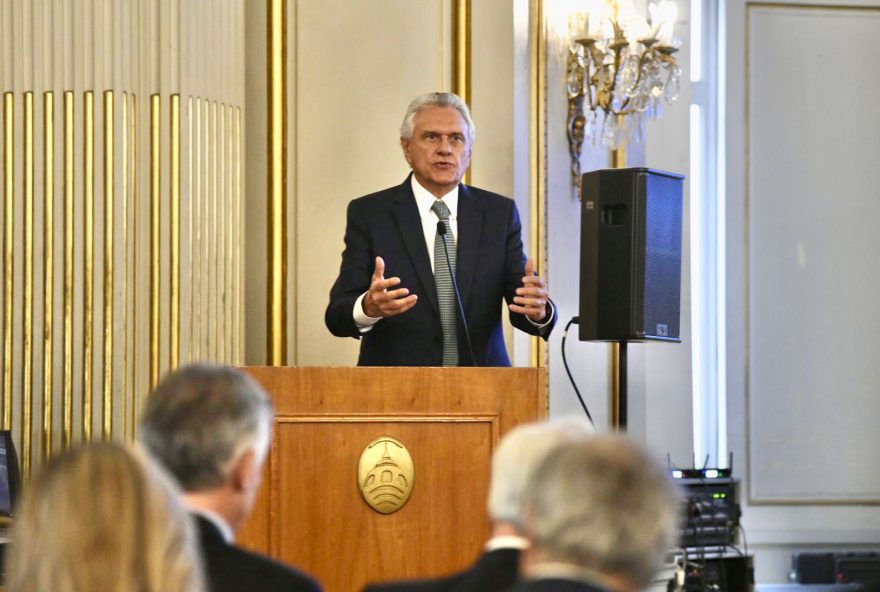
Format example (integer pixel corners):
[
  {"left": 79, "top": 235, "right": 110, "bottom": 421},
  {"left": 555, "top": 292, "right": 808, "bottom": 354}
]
[
  {"left": 537, "top": 1, "right": 694, "bottom": 467},
  {"left": 239, "top": 3, "right": 695, "bottom": 463},
  {"left": 0, "top": 0, "right": 701, "bottom": 476},
  {"left": 6, "top": 0, "right": 875, "bottom": 582},
  {"left": 244, "top": 0, "right": 522, "bottom": 367}
]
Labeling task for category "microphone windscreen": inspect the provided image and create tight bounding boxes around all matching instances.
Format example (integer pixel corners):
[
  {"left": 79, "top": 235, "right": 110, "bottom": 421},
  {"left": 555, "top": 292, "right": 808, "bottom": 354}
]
[{"left": 436, "top": 220, "right": 447, "bottom": 235}]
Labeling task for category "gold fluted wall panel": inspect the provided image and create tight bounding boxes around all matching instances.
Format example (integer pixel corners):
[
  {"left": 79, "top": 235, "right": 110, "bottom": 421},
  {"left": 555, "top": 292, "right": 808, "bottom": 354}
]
[{"left": 0, "top": 0, "right": 245, "bottom": 476}]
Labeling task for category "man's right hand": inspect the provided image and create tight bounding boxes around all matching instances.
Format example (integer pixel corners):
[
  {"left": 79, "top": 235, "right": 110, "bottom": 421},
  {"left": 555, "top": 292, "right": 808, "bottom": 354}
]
[{"left": 362, "top": 256, "right": 418, "bottom": 318}]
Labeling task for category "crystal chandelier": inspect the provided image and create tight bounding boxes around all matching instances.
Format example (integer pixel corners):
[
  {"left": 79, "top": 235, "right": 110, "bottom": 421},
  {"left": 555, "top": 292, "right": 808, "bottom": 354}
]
[{"left": 566, "top": 0, "right": 681, "bottom": 190}]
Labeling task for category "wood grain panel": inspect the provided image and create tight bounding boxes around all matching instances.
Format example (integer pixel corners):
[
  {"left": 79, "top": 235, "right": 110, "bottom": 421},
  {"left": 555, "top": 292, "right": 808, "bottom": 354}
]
[
  {"left": 275, "top": 419, "right": 492, "bottom": 590},
  {"left": 237, "top": 366, "right": 547, "bottom": 592}
]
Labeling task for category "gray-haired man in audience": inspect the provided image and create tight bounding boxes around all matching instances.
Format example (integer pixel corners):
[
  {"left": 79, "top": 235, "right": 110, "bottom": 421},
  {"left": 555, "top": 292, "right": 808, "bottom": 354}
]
[
  {"left": 138, "top": 363, "right": 321, "bottom": 592},
  {"left": 510, "top": 434, "right": 679, "bottom": 592},
  {"left": 363, "top": 418, "right": 593, "bottom": 592}
]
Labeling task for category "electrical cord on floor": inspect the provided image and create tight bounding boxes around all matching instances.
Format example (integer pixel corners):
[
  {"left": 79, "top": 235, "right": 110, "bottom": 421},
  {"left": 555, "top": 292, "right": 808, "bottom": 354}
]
[{"left": 561, "top": 317, "right": 595, "bottom": 427}]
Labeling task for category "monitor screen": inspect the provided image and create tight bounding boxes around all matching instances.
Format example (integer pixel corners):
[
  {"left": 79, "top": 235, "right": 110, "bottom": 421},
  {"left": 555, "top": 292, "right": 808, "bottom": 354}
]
[
  {"left": 0, "top": 445, "right": 10, "bottom": 516},
  {"left": 0, "top": 431, "right": 20, "bottom": 518}
]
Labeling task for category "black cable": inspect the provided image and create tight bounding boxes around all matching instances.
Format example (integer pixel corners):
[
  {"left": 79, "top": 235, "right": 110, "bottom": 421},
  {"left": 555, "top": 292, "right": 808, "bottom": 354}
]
[
  {"left": 561, "top": 317, "right": 594, "bottom": 426},
  {"left": 719, "top": 545, "right": 729, "bottom": 592},
  {"left": 725, "top": 544, "right": 745, "bottom": 558},
  {"left": 736, "top": 524, "right": 749, "bottom": 559},
  {"left": 695, "top": 524, "right": 707, "bottom": 592}
]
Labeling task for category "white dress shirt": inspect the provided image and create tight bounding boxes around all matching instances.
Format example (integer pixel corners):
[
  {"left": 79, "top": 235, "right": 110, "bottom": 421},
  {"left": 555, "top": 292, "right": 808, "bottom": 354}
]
[
  {"left": 353, "top": 176, "right": 458, "bottom": 330},
  {"left": 484, "top": 534, "right": 530, "bottom": 552},
  {"left": 353, "top": 175, "right": 553, "bottom": 331}
]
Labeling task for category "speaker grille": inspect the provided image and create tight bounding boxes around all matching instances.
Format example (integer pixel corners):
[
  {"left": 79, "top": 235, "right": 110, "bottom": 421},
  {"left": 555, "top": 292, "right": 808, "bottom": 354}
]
[
  {"left": 632, "top": 173, "right": 647, "bottom": 334},
  {"left": 643, "top": 172, "right": 683, "bottom": 339},
  {"left": 579, "top": 167, "right": 683, "bottom": 342}
]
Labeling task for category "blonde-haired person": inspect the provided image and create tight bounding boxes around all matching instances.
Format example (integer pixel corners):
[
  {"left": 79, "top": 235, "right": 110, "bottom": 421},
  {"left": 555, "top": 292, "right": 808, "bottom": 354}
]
[{"left": 6, "top": 442, "right": 205, "bottom": 592}]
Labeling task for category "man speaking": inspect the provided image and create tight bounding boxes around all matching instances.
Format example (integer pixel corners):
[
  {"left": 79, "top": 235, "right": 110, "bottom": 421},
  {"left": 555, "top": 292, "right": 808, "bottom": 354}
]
[{"left": 325, "top": 92, "right": 555, "bottom": 366}]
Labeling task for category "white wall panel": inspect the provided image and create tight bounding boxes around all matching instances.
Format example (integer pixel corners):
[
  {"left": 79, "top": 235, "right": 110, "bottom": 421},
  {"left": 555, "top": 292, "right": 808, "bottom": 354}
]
[
  {"left": 726, "top": 0, "right": 880, "bottom": 582},
  {"left": 747, "top": 4, "right": 880, "bottom": 503}
]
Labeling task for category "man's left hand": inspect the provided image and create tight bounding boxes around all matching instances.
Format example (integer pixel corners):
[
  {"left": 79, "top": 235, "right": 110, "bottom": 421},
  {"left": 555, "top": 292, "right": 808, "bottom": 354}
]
[{"left": 509, "top": 258, "right": 550, "bottom": 322}]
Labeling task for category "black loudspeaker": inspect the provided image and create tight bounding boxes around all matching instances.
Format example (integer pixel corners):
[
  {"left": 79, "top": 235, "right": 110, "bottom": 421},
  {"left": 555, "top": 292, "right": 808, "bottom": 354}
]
[{"left": 579, "top": 167, "right": 684, "bottom": 342}]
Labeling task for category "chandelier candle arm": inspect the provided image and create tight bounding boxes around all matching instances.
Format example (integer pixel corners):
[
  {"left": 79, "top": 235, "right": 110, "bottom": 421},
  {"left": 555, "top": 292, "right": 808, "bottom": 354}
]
[{"left": 565, "top": 0, "right": 683, "bottom": 193}]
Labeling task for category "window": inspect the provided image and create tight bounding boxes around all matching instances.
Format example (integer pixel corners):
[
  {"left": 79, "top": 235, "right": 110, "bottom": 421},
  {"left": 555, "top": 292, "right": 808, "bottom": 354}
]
[{"left": 689, "top": 0, "right": 727, "bottom": 467}]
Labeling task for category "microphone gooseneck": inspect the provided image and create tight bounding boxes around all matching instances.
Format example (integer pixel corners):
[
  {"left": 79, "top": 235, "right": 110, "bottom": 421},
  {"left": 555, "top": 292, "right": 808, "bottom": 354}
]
[{"left": 436, "top": 220, "right": 476, "bottom": 366}]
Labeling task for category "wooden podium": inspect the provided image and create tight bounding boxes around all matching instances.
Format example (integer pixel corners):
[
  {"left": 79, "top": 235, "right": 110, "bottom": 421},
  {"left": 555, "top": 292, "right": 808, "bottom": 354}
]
[{"left": 237, "top": 366, "right": 547, "bottom": 592}]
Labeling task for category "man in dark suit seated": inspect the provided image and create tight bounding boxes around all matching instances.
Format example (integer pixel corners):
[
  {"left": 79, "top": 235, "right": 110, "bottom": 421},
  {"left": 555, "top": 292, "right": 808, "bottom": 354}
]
[
  {"left": 510, "top": 435, "right": 679, "bottom": 592},
  {"left": 325, "top": 91, "right": 556, "bottom": 367},
  {"left": 362, "top": 418, "right": 593, "bottom": 592},
  {"left": 138, "top": 364, "right": 321, "bottom": 592}
]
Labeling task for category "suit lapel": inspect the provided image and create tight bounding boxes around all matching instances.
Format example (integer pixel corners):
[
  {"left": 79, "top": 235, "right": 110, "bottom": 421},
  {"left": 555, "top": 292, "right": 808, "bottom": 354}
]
[
  {"left": 392, "top": 179, "right": 439, "bottom": 316},
  {"left": 456, "top": 184, "right": 482, "bottom": 310}
]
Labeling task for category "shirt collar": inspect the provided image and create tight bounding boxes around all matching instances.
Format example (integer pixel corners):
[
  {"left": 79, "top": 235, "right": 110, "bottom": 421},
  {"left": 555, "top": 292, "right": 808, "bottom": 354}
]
[
  {"left": 410, "top": 175, "right": 459, "bottom": 220},
  {"left": 189, "top": 507, "right": 235, "bottom": 544},
  {"left": 484, "top": 534, "right": 530, "bottom": 551}
]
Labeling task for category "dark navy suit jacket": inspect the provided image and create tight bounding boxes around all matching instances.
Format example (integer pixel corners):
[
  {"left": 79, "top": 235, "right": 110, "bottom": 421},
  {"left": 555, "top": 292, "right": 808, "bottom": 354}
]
[
  {"left": 194, "top": 515, "right": 321, "bottom": 592},
  {"left": 361, "top": 547, "right": 521, "bottom": 592},
  {"left": 507, "top": 578, "right": 608, "bottom": 592},
  {"left": 325, "top": 177, "right": 555, "bottom": 367}
]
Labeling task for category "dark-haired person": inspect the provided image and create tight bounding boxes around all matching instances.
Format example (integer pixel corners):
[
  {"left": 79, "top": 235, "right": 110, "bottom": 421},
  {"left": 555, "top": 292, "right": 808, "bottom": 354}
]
[{"left": 139, "top": 363, "right": 321, "bottom": 592}]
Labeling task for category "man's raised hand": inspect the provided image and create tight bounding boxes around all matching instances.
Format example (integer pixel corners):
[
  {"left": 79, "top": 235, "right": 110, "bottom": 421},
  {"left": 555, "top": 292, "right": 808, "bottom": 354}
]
[
  {"left": 509, "top": 258, "right": 550, "bottom": 322},
  {"left": 362, "top": 256, "right": 418, "bottom": 318}
]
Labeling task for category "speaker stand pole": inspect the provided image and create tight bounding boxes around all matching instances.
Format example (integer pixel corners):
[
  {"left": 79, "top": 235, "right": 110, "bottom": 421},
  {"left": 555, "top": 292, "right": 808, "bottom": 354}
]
[
  {"left": 610, "top": 126, "right": 627, "bottom": 431},
  {"left": 611, "top": 341, "right": 628, "bottom": 430}
]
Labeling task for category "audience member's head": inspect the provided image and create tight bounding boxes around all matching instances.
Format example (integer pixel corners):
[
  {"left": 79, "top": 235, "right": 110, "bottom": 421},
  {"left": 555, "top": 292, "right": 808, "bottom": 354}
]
[
  {"left": 487, "top": 418, "right": 593, "bottom": 533},
  {"left": 520, "top": 434, "right": 679, "bottom": 592},
  {"left": 138, "top": 363, "right": 274, "bottom": 532},
  {"left": 7, "top": 442, "right": 204, "bottom": 592}
]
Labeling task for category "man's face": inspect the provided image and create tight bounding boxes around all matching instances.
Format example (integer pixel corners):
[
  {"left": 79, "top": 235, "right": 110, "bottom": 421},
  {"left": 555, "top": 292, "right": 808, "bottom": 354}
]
[{"left": 401, "top": 106, "right": 472, "bottom": 198}]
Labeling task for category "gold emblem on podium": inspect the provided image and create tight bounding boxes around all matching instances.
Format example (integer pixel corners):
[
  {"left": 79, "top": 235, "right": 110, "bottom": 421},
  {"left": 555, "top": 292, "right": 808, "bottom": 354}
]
[{"left": 358, "top": 436, "right": 414, "bottom": 514}]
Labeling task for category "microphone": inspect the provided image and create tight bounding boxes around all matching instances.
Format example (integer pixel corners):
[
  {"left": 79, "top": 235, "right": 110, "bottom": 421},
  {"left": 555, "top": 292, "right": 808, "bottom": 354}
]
[{"left": 437, "top": 220, "right": 476, "bottom": 366}]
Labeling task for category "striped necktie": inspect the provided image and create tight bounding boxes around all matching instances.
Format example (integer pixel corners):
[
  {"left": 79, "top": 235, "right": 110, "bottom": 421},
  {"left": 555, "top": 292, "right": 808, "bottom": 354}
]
[{"left": 431, "top": 200, "right": 459, "bottom": 367}]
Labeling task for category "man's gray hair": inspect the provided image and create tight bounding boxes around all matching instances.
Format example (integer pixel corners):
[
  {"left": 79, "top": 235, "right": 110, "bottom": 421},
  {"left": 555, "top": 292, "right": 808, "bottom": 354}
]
[
  {"left": 487, "top": 418, "right": 593, "bottom": 527},
  {"left": 522, "top": 435, "right": 679, "bottom": 589},
  {"left": 138, "top": 363, "right": 274, "bottom": 492},
  {"left": 400, "top": 92, "right": 476, "bottom": 145}
]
